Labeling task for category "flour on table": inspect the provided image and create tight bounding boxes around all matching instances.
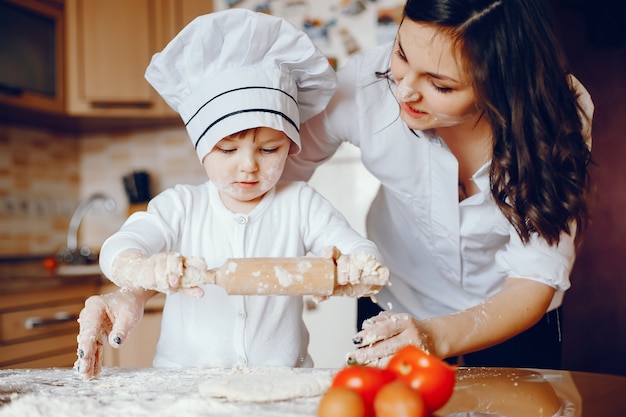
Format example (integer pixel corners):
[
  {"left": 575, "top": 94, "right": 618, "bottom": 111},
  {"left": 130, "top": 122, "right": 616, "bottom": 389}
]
[
  {"left": 198, "top": 366, "right": 333, "bottom": 402},
  {"left": 0, "top": 367, "right": 332, "bottom": 417}
]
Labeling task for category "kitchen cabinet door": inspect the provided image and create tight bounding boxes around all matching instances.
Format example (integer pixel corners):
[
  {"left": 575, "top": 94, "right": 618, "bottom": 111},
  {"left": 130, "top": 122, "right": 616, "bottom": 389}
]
[
  {"left": 65, "top": 0, "right": 162, "bottom": 116},
  {"left": 0, "top": 280, "right": 99, "bottom": 369},
  {"left": 1, "top": 0, "right": 213, "bottom": 124},
  {"left": 176, "top": 0, "right": 214, "bottom": 27},
  {"left": 154, "top": 0, "right": 214, "bottom": 55}
]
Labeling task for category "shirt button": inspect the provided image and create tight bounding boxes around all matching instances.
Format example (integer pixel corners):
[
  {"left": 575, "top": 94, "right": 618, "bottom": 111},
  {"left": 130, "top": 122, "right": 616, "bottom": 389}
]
[
  {"left": 236, "top": 215, "right": 248, "bottom": 225},
  {"left": 237, "top": 310, "right": 246, "bottom": 320},
  {"left": 238, "top": 356, "right": 248, "bottom": 366}
]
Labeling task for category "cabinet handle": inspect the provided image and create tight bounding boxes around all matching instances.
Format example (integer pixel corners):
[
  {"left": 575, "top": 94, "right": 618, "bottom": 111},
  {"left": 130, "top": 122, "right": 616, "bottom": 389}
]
[
  {"left": 24, "top": 312, "right": 78, "bottom": 329},
  {"left": 89, "top": 101, "right": 153, "bottom": 109}
]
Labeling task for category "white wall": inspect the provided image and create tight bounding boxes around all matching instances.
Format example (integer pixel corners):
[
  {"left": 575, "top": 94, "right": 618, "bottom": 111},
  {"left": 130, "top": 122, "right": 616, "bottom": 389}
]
[{"left": 303, "top": 143, "right": 380, "bottom": 368}]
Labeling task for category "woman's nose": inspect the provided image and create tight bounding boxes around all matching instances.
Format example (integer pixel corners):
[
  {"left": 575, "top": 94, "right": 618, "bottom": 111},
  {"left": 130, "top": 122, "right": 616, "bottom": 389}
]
[{"left": 397, "top": 77, "right": 421, "bottom": 102}]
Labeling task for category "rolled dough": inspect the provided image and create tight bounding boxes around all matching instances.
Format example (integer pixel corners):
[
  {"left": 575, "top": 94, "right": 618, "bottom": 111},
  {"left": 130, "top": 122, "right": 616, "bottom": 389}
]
[{"left": 198, "top": 367, "right": 334, "bottom": 402}]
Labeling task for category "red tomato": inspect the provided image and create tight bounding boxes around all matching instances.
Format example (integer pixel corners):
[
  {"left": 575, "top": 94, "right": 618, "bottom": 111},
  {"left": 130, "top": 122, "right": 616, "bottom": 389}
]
[
  {"left": 331, "top": 365, "right": 397, "bottom": 417},
  {"left": 374, "top": 381, "right": 426, "bottom": 417},
  {"left": 386, "top": 345, "right": 456, "bottom": 413}
]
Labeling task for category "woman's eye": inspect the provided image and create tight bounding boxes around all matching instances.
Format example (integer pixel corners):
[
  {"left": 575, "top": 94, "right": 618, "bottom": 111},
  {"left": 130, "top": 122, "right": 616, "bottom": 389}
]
[
  {"left": 394, "top": 48, "right": 408, "bottom": 62},
  {"left": 431, "top": 81, "right": 453, "bottom": 94}
]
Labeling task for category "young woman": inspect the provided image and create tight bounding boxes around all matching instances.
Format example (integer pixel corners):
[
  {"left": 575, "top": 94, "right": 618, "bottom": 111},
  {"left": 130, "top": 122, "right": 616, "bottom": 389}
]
[{"left": 284, "top": 0, "right": 594, "bottom": 368}]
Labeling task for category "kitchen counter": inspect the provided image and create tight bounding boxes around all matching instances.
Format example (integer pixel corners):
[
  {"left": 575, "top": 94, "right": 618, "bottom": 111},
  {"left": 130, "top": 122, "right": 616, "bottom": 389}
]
[
  {"left": 0, "top": 367, "right": 330, "bottom": 417},
  {"left": 0, "top": 259, "right": 103, "bottom": 293},
  {"left": 2, "top": 366, "right": 624, "bottom": 417}
]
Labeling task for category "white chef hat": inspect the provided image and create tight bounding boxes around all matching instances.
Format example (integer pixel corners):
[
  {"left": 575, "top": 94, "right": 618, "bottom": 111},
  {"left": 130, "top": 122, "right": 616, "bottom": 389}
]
[{"left": 145, "top": 9, "right": 337, "bottom": 162}]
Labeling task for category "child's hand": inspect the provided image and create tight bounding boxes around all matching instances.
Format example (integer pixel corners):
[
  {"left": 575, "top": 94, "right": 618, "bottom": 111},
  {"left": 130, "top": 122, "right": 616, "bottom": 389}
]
[
  {"left": 74, "top": 290, "right": 146, "bottom": 380},
  {"left": 109, "top": 249, "right": 206, "bottom": 295},
  {"left": 319, "top": 246, "right": 390, "bottom": 300}
]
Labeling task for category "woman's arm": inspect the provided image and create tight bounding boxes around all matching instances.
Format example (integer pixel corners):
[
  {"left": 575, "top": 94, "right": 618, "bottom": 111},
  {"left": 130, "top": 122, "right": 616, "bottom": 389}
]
[
  {"left": 423, "top": 278, "right": 555, "bottom": 358},
  {"left": 349, "top": 278, "right": 555, "bottom": 364}
]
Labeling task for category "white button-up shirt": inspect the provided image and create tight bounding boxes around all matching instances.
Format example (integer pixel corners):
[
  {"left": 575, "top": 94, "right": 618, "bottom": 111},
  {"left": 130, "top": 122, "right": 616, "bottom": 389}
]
[
  {"left": 285, "top": 43, "right": 578, "bottom": 320},
  {"left": 100, "top": 181, "right": 379, "bottom": 368}
]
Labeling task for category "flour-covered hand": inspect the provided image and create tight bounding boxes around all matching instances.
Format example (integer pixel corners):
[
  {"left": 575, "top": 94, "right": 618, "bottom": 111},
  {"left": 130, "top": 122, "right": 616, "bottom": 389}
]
[
  {"left": 109, "top": 248, "right": 206, "bottom": 295},
  {"left": 346, "top": 311, "right": 433, "bottom": 367},
  {"left": 320, "top": 246, "right": 390, "bottom": 299},
  {"left": 74, "top": 290, "right": 146, "bottom": 380}
]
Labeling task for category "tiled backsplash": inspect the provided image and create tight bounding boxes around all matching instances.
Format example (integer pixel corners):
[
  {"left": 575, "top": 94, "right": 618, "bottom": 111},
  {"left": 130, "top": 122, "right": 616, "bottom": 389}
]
[
  {"left": 78, "top": 127, "right": 206, "bottom": 252},
  {"left": 0, "top": 125, "right": 79, "bottom": 256},
  {"left": 0, "top": 123, "right": 206, "bottom": 257}
]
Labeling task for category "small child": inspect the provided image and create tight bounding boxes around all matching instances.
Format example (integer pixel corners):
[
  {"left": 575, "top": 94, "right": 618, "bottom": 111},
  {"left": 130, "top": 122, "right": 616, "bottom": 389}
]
[{"left": 74, "top": 9, "right": 388, "bottom": 380}]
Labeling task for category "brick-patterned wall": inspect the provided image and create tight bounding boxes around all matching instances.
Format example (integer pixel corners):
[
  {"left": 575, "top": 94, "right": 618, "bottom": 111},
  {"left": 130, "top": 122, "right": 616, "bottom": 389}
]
[
  {"left": 0, "top": 125, "right": 79, "bottom": 256},
  {"left": 0, "top": 123, "right": 206, "bottom": 257},
  {"left": 78, "top": 127, "right": 206, "bottom": 251}
]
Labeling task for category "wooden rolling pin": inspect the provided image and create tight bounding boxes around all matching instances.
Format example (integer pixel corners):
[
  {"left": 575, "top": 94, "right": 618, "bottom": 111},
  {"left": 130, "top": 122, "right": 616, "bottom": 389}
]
[{"left": 182, "top": 257, "right": 337, "bottom": 296}]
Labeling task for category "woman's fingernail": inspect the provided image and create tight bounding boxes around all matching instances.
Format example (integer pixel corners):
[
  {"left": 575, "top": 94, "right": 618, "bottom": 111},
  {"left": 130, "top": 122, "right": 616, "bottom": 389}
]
[
  {"left": 346, "top": 355, "right": 357, "bottom": 365},
  {"left": 352, "top": 336, "right": 363, "bottom": 345},
  {"left": 113, "top": 336, "right": 122, "bottom": 345},
  {"left": 78, "top": 349, "right": 84, "bottom": 358}
]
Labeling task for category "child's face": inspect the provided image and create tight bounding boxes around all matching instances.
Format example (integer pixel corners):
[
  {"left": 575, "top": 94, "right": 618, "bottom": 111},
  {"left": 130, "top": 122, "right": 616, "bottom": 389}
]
[{"left": 203, "top": 127, "right": 291, "bottom": 212}]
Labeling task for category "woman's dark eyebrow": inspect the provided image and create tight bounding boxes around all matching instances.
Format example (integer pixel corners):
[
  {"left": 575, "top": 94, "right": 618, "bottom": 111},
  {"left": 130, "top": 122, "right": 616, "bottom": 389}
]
[
  {"left": 397, "top": 32, "right": 405, "bottom": 55},
  {"left": 397, "top": 27, "right": 462, "bottom": 84}
]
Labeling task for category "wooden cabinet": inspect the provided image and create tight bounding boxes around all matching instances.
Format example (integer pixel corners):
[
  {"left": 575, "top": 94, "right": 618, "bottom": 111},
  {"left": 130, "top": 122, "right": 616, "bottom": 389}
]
[
  {"left": 0, "top": 276, "right": 163, "bottom": 370},
  {"left": 64, "top": 0, "right": 214, "bottom": 118},
  {"left": 0, "top": 280, "right": 99, "bottom": 369},
  {"left": 0, "top": 0, "right": 214, "bottom": 123},
  {"left": 65, "top": 0, "right": 159, "bottom": 116}
]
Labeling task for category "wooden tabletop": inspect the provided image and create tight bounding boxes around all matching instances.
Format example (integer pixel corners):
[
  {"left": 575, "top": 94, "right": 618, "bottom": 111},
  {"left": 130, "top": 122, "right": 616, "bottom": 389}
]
[
  {"left": 570, "top": 370, "right": 626, "bottom": 416},
  {"left": 1, "top": 367, "right": 625, "bottom": 416}
]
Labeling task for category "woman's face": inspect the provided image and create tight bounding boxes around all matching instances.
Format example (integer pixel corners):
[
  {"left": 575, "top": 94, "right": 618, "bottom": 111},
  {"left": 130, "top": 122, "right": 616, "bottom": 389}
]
[
  {"left": 203, "top": 127, "right": 291, "bottom": 213},
  {"left": 391, "top": 19, "right": 480, "bottom": 131}
]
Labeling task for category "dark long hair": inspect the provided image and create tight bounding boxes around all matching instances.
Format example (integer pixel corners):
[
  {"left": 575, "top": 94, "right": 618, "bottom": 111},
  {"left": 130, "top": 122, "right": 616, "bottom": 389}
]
[{"left": 402, "top": 0, "right": 592, "bottom": 245}]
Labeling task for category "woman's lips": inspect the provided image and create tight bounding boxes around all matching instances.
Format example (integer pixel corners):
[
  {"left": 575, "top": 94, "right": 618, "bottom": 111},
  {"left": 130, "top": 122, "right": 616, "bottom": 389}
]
[{"left": 401, "top": 102, "right": 428, "bottom": 119}]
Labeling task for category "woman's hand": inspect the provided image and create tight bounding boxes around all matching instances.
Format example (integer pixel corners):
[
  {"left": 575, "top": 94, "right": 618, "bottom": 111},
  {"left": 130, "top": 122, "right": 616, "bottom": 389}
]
[
  {"left": 347, "top": 278, "right": 556, "bottom": 367},
  {"left": 347, "top": 312, "right": 435, "bottom": 367},
  {"left": 74, "top": 289, "right": 151, "bottom": 380},
  {"left": 109, "top": 249, "right": 206, "bottom": 295}
]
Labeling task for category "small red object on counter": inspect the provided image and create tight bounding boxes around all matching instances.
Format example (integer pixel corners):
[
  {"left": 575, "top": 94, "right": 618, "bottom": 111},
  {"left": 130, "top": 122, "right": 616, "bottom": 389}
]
[{"left": 42, "top": 257, "right": 58, "bottom": 271}]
